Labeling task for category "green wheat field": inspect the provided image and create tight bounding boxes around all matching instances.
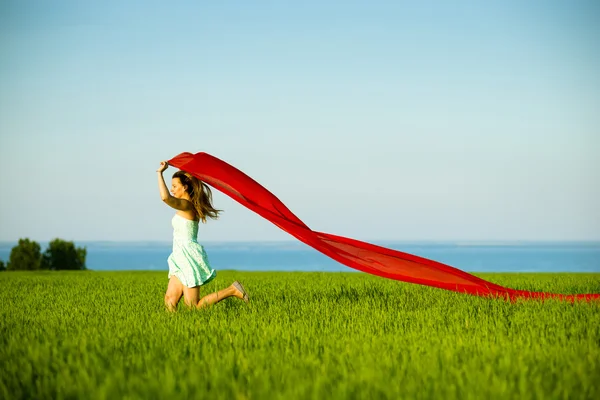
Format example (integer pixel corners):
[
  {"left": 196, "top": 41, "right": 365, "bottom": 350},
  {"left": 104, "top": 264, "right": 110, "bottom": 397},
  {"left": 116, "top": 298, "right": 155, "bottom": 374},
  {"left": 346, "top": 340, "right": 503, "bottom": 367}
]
[{"left": 1, "top": 271, "right": 599, "bottom": 400}]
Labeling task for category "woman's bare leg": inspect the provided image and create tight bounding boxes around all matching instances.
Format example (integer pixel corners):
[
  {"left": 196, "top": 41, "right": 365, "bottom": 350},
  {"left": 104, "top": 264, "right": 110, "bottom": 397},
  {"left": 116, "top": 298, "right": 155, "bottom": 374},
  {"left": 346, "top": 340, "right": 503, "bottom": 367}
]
[
  {"left": 164, "top": 276, "right": 184, "bottom": 312},
  {"left": 196, "top": 282, "right": 246, "bottom": 309},
  {"left": 182, "top": 285, "right": 200, "bottom": 310}
]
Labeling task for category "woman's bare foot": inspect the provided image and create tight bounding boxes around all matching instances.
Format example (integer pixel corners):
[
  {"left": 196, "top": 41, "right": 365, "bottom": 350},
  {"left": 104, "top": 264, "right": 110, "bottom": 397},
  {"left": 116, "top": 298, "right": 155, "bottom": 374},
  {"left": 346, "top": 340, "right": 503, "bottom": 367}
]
[{"left": 232, "top": 281, "right": 249, "bottom": 303}]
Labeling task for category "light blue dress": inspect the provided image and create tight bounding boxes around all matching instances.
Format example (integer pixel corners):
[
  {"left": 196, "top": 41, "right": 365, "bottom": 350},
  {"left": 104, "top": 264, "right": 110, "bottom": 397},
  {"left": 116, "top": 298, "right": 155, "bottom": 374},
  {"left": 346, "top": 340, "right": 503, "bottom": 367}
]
[{"left": 167, "top": 214, "right": 216, "bottom": 287}]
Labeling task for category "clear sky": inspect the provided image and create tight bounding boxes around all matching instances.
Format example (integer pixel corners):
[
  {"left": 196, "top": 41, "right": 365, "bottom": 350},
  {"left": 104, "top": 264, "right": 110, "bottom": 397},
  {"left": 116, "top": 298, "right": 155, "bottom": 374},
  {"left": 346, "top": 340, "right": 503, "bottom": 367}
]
[{"left": 0, "top": 0, "right": 598, "bottom": 243}]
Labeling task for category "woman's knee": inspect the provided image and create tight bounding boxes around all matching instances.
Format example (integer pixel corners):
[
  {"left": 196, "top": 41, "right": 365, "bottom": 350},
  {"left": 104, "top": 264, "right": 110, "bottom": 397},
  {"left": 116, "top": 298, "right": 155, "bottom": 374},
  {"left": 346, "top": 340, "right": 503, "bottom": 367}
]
[
  {"left": 183, "top": 296, "right": 196, "bottom": 309},
  {"left": 182, "top": 287, "right": 200, "bottom": 309},
  {"left": 164, "top": 293, "right": 179, "bottom": 306}
]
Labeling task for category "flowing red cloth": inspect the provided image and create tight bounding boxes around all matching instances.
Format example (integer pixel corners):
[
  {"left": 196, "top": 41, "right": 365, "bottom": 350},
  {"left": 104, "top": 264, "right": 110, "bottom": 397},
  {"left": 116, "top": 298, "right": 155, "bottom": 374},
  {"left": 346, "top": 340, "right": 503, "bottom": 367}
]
[{"left": 168, "top": 152, "right": 599, "bottom": 302}]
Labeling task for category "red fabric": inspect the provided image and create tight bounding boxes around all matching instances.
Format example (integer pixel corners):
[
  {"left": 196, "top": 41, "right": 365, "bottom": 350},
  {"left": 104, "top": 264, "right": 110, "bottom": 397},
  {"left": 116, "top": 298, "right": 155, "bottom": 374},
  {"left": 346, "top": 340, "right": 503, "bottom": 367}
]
[{"left": 168, "top": 152, "right": 599, "bottom": 302}]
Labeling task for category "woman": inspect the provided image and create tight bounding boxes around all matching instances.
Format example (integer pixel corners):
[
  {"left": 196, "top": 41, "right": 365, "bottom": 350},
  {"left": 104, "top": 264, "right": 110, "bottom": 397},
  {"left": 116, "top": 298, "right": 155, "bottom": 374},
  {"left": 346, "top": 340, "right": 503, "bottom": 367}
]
[{"left": 157, "top": 161, "right": 249, "bottom": 311}]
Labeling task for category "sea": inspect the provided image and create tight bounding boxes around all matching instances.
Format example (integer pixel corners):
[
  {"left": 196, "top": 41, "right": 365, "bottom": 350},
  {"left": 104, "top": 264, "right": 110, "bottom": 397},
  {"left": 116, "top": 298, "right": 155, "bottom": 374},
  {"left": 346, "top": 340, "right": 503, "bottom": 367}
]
[{"left": 0, "top": 241, "right": 599, "bottom": 273}]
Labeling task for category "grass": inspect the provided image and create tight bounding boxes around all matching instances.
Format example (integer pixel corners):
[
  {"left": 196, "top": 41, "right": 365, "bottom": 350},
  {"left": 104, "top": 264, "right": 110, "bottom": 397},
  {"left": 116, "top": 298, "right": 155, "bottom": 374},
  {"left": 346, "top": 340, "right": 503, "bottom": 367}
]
[{"left": 1, "top": 271, "right": 599, "bottom": 400}]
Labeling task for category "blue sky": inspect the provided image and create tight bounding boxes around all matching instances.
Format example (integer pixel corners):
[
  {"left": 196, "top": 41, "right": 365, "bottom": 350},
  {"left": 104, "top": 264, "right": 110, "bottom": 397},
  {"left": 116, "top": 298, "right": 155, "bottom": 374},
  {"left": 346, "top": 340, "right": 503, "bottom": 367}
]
[{"left": 0, "top": 0, "right": 598, "bottom": 242}]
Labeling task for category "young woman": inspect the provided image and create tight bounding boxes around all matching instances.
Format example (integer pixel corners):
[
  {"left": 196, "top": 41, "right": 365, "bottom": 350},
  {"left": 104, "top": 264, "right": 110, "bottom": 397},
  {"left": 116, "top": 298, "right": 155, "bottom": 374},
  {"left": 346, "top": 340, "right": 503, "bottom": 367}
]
[{"left": 157, "top": 161, "right": 249, "bottom": 312}]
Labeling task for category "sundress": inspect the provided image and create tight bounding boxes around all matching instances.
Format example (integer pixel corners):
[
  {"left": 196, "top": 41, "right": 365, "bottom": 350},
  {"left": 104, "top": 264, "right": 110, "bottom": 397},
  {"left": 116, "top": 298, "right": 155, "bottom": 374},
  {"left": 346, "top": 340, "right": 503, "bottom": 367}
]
[{"left": 167, "top": 214, "right": 216, "bottom": 287}]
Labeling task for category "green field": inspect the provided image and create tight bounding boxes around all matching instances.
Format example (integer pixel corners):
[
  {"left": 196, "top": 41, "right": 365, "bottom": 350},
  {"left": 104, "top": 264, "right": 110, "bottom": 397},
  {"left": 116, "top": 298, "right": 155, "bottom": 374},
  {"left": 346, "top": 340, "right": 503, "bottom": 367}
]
[{"left": 1, "top": 271, "right": 599, "bottom": 400}]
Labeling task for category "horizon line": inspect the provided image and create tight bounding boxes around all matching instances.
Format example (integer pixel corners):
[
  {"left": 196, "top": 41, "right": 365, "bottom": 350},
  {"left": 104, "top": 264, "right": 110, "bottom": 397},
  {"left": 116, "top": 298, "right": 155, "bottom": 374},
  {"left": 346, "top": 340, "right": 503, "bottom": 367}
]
[{"left": 1, "top": 239, "right": 600, "bottom": 245}]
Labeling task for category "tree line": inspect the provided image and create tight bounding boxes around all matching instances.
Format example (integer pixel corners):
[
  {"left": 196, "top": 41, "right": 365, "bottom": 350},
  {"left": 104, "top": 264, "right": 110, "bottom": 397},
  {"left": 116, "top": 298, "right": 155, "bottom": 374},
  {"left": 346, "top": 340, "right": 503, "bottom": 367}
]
[{"left": 0, "top": 238, "right": 87, "bottom": 271}]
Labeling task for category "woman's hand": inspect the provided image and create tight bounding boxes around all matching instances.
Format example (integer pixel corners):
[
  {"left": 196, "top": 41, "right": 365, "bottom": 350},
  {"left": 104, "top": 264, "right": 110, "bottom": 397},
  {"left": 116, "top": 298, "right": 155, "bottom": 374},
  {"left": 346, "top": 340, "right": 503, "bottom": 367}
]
[{"left": 157, "top": 161, "right": 169, "bottom": 173}]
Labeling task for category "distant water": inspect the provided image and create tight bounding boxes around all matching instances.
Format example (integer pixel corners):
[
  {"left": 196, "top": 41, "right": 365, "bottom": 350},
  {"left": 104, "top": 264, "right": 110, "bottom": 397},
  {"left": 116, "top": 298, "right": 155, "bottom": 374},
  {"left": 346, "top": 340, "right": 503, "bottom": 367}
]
[{"left": 0, "top": 241, "right": 599, "bottom": 273}]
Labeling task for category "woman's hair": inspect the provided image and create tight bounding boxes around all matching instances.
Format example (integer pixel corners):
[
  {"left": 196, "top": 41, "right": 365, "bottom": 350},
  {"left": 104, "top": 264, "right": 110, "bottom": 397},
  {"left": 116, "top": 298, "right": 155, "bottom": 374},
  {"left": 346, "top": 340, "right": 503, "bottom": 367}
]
[{"left": 172, "top": 171, "right": 222, "bottom": 223}]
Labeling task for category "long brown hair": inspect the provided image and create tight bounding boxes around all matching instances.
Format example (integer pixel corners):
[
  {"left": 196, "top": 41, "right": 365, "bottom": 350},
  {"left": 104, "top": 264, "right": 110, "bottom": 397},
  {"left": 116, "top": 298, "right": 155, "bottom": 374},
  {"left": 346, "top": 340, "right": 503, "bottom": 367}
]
[{"left": 172, "top": 171, "right": 222, "bottom": 223}]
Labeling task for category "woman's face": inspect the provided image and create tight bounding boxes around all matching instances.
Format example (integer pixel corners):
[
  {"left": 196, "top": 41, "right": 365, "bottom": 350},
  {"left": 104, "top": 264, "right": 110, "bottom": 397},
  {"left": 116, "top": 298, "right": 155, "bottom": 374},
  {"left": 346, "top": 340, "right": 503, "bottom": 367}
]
[{"left": 171, "top": 178, "right": 188, "bottom": 199}]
